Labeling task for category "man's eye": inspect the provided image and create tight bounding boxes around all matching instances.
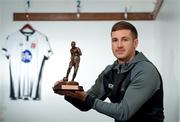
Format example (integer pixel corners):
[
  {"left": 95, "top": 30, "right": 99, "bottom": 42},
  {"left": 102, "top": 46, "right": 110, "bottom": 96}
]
[
  {"left": 112, "top": 39, "right": 118, "bottom": 42},
  {"left": 122, "top": 38, "right": 128, "bottom": 41}
]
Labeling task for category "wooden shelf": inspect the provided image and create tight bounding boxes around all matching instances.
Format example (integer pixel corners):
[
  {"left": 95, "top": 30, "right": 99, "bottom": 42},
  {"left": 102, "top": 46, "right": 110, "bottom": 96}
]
[
  {"left": 14, "top": 12, "right": 154, "bottom": 21},
  {"left": 13, "top": 0, "right": 163, "bottom": 21}
]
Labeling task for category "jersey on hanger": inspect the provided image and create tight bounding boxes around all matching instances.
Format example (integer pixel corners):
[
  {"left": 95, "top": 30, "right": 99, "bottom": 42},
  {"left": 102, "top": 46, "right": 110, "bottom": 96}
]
[{"left": 2, "top": 30, "right": 53, "bottom": 100}]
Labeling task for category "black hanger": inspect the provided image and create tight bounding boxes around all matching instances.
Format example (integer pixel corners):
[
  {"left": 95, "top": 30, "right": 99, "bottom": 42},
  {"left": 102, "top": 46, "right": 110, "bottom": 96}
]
[
  {"left": 20, "top": 23, "right": 35, "bottom": 36},
  {"left": 20, "top": 23, "right": 35, "bottom": 32}
]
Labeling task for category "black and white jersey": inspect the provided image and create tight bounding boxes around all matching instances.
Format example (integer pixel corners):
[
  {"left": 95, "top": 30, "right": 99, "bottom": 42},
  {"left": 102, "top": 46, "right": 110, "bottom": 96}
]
[{"left": 2, "top": 29, "right": 53, "bottom": 100}]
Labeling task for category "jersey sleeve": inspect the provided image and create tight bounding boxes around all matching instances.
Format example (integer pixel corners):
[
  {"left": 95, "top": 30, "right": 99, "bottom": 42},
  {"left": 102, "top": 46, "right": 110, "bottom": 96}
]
[
  {"left": 45, "top": 36, "right": 53, "bottom": 58},
  {"left": 41, "top": 35, "right": 53, "bottom": 58},
  {"left": 2, "top": 35, "right": 11, "bottom": 59}
]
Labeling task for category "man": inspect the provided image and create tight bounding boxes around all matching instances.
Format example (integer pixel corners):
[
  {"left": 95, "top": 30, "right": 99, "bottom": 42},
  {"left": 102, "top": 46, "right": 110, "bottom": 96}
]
[
  {"left": 54, "top": 21, "right": 164, "bottom": 122},
  {"left": 63, "top": 41, "right": 82, "bottom": 81}
]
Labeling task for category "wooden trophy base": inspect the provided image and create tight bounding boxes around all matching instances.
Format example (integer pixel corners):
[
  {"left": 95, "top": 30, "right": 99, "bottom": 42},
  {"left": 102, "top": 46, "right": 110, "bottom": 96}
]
[{"left": 53, "top": 80, "right": 83, "bottom": 92}]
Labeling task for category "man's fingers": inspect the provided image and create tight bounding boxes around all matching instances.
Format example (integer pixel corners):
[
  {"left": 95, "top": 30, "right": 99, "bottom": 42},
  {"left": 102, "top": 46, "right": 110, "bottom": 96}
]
[
  {"left": 54, "top": 81, "right": 60, "bottom": 86},
  {"left": 54, "top": 89, "right": 87, "bottom": 101},
  {"left": 56, "top": 90, "right": 76, "bottom": 97}
]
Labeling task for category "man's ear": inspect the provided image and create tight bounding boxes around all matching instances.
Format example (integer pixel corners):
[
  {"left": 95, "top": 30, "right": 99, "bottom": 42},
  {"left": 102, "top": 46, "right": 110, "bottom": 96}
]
[{"left": 134, "top": 38, "right": 138, "bottom": 49}]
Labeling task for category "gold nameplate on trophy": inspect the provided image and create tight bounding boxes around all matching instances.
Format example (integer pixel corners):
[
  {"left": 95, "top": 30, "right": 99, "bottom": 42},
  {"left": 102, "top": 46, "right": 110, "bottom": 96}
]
[
  {"left": 61, "top": 84, "right": 81, "bottom": 90},
  {"left": 53, "top": 81, "right": 83, "bottom": 92}
]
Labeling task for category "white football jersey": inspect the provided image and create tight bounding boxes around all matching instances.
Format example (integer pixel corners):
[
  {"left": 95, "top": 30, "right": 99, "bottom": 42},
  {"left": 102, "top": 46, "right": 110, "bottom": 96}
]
[{"left": 2, "top": 29, "right": 52, "bottom": 100}]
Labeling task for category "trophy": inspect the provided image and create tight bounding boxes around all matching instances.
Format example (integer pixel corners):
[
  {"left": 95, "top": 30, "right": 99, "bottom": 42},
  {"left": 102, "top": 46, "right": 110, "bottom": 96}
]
[{"left": 53, "top": 41, "right": 83, "bottom": 92}]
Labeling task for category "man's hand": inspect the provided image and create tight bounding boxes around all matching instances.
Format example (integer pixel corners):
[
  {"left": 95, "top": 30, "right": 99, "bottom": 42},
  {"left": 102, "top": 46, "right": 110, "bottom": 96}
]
[
  {"left": 53, "top": 80, "right": 87, "bottom": 101},
  {"left": 53, "top": 80, "right": 67, "bottom": 95},
  {"left": 54, "top": 80, "right": 65, "bottom": 86},
  {"left": 61, "top": 90, "right": 87, "bottom": 102}
]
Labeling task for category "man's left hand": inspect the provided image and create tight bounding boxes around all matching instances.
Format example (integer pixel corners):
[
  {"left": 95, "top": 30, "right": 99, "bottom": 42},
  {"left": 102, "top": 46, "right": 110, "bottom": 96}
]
[{"left": 56, "top": 90, "right": 87, "bottom": 102}]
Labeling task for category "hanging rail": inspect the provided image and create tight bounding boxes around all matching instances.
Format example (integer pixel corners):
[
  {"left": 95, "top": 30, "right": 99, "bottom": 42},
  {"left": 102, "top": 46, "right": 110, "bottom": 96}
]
[{"left": 13, "top": 0, "right": 163, "bottom": 21}]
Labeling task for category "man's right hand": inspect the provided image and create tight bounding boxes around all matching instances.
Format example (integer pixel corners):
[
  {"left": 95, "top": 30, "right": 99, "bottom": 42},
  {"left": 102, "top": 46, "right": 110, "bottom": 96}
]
[
  {"left": 52, "top": 80, "right": 67, "bottom": 95},
  {"left": 53, "top": 81, "right": 87, "bottom": 101},
  {"left": 55, "top": 90, "right": 87, "bottom": 102}
]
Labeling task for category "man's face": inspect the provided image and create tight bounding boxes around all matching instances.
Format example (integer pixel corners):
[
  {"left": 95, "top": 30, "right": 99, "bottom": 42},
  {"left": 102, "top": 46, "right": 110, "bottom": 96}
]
[{"left": 111, "top": 29, "right": 138, "bottom": 63}]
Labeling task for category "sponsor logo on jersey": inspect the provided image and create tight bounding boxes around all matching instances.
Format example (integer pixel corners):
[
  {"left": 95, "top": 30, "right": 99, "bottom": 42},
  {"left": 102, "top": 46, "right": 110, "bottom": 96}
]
[
  {"left": 31, "top": 43, "right": 36, "bottom": 49},
  {"left": 21, "top": 50, "right": 32, "bottom": 63}
]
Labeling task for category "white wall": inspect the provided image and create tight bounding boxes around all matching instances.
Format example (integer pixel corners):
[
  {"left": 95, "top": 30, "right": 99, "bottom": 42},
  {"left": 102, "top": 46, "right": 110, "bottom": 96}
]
[
  {"left": 154, "top": 0, "right": 180, "bottom": 122},
  {"left": 0, "top": 0, "right": 179, "bottom": 122},
  {"left": 0, "top": 1, "right": 5, "bottom": 121}
]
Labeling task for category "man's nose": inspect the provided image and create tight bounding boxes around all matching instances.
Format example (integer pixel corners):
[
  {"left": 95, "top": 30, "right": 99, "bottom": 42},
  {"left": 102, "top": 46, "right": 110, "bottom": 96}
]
[{"left": 118, "top": 40, "right": 123, "bottom": 47}]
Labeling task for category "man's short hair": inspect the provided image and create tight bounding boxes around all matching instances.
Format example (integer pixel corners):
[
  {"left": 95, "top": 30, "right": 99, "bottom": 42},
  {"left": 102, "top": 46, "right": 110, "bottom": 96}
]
[{"left": 111, "top": 21, "right": 138, "bottom": 39}]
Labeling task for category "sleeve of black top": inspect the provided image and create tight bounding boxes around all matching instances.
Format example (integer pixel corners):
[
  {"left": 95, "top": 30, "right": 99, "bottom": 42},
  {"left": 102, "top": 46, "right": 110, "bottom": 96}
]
[{"left": 64, "top": 94, "right": 96, "bottom": 111}]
